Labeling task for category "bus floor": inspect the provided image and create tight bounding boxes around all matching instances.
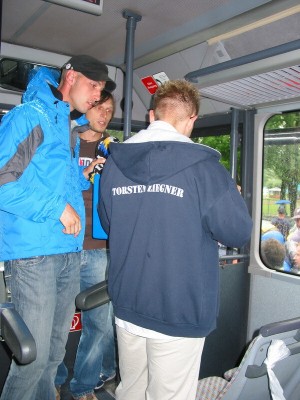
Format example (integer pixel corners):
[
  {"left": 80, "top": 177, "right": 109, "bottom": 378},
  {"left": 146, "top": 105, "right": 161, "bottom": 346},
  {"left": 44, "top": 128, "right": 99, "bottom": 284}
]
[
  {"left": 59, "top": 330, "right": 117, "bottom": 400},
  {"left": 59, "top": 377, "right": 117, "bottom": 400}
]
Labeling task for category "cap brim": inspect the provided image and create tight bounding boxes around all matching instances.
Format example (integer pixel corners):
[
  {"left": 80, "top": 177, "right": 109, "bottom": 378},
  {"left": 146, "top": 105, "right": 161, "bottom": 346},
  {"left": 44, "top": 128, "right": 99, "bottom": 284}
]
[{"left": 105, "top": 79, "right": 116, "bottom": 92}]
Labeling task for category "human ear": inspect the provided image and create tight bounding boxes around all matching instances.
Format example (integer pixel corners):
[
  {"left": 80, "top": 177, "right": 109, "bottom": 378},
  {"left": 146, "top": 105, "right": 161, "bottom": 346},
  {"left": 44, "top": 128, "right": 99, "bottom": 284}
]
[{"left": 65, "top": 70, "right": 77, "bottom": 86}]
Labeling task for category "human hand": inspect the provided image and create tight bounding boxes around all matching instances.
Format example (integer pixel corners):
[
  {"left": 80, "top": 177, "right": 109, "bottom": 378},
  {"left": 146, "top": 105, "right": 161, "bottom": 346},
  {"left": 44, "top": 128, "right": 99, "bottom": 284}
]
[
  {"left": 83, "top": 157, "right": 106, "bottom": 180},
  {"left": 60, "top": 203, "right": 81, "bottom": 236}
]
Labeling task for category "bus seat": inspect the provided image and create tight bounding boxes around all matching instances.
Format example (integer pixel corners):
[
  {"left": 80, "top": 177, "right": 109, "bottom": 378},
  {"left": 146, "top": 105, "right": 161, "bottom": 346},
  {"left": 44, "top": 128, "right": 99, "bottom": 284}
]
[
  {"left": 196, "top": 317, "right": 300, "bottom": 400},
  {"left": 0, "top": 302, "right": 37, "bottom": 365},
  {"left": 75, "top": 280, "right": 109, "bottom": 311}
]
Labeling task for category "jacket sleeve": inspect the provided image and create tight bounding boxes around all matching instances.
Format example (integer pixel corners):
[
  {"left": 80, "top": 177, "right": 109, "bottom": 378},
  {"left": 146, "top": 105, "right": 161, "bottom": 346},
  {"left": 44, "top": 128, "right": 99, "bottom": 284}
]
[
  {"left": 0, "top": 108, "right": 67, "bottom": 222},
  {"left": 74, "top": 137, "right": 90, "bottom": 191},
  {"left": 202, "top": 165, "right": 252, "bottom": 248}
]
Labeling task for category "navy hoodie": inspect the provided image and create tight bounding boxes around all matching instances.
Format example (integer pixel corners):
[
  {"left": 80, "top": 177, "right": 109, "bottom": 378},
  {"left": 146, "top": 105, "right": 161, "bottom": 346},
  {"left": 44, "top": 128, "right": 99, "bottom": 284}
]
[{"left": 99, "top": 133, "right": 252, "bottom": 338}]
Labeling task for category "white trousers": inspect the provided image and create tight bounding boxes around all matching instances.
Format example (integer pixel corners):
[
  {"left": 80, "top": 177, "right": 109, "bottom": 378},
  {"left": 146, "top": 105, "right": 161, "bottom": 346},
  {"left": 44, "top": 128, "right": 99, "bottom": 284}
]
[{"left": 115, "top": 325, "right": 205, "bottom": 400}]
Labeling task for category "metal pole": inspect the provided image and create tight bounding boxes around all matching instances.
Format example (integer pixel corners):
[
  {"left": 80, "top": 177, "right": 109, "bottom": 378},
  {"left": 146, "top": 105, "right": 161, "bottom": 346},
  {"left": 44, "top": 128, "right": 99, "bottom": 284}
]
[
  {"left": 122, "top": 10, "right": 142, "bottom": 140},
  {"left": 242, "top": 109, "right": 255, "bottom": 214},
  {"left": 185, "top": 39, "right": 300, "bottom": 82},
  {"left": 230, "top": 108, "right": 239, "bottom": 181},
  {"left": 226, "top": 108, "right": 240, "bottom": 261}
]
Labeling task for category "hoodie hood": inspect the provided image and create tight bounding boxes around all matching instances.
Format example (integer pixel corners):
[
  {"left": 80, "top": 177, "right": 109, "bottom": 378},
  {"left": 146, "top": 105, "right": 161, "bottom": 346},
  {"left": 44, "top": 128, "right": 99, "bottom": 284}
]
[
  {"left": 109, "top": 141, "right": 220, "bottom": 185},
  {"left": 22, "top": 66, "right": 60, "bottom": 104}
]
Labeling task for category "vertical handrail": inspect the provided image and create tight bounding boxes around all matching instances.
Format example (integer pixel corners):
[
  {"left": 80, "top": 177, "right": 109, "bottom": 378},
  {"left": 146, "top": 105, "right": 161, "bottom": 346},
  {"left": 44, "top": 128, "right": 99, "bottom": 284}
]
[
  {"left": 242, "top": 109, "right": 255, "bottom": 214},
  {"left": 230, "top": 108, "right": 239, "bottom": 181},
  {"left": 122, "top": 10, "right": 142, "bottom": 141},
  {"left": 226, "top": 108, "right": 240, "bottom": 260}
]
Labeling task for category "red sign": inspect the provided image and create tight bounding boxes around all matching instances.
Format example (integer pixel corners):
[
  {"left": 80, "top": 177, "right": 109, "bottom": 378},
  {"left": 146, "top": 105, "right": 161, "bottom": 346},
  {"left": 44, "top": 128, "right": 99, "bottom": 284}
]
[
  {"left": 141, "top": 76, "right": 159, "bottom": 94},
  {"left": 70, "top": 312, "right": 82, "bottom": 332}
]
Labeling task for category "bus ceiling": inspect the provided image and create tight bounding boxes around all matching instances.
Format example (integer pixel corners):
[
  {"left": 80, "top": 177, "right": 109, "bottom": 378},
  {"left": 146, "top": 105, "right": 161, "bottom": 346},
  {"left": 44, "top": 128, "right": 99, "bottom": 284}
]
[{"left": 1, "top": 0, "right": 300, "bottom": 119}]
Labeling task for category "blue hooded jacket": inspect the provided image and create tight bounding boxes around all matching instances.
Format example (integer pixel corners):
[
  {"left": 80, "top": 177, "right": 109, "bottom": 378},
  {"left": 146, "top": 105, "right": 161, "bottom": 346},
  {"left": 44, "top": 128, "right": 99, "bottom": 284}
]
[
  {"left": 0, "top": 67, "right": 88, "bottom": 261},
  {"left": 99, "top": 136, "right": 252, "bottom": 338}
]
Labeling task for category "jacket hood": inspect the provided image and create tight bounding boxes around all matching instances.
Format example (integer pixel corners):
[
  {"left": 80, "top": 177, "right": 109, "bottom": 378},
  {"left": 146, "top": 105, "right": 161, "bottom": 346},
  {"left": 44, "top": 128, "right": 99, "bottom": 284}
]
[
  {"left": 109, "top": 141, "right": 220, "bottom": 185},
  {"left": 22, "top": 66, "right": 60, "bottom": 103}
]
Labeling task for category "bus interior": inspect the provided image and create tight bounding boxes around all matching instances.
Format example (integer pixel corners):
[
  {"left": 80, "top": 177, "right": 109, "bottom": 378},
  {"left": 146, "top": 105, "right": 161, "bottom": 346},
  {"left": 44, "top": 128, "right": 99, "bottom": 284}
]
[{"left": 1, "top": 0, "right": 300, "bottom": 398}]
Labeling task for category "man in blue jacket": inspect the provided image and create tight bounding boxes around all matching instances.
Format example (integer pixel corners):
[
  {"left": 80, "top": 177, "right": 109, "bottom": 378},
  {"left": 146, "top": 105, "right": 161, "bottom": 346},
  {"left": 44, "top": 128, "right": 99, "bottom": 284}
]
[
  {"left": 0, "top": 55, "right": 115, "bottom": 400},
  {"left": 99, "top": 80, "right": 253, "bottom": 400}
]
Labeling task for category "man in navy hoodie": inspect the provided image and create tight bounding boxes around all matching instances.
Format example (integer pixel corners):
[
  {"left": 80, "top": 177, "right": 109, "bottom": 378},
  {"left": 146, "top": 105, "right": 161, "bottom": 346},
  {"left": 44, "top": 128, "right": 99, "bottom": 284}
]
[{"left": 99, "top": 80, "right": 252, "bottom": 400}]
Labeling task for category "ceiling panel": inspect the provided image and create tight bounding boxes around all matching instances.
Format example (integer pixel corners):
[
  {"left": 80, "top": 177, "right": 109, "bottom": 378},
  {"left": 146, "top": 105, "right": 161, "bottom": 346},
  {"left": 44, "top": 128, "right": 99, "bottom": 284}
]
[
  {"left": 1, "top": 0, "right": 276, "bottom": 67},
  {"left": 200, "top": 65, "right": 300, "bottom": 108}
]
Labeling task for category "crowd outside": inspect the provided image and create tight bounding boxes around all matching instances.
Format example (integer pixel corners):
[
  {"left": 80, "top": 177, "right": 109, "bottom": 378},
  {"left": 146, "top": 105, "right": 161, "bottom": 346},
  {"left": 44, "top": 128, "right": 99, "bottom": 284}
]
[
  {"left": 0, "top": 55, "right": 115, "bottom": 400},
  {"left": 259, "top": 205, "right": 300, "bottom": 273},
  {"left": 55, "top": 91, "right": 117, "bottom": 400},
  {"left": 99, "top": 80, "right": 252, "bottom": 400}
]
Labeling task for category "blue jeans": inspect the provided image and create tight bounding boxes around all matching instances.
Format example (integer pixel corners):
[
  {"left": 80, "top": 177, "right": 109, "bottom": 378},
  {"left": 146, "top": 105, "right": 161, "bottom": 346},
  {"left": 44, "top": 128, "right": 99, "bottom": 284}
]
[
  {"left": 1, "top": 253, "right": 81, "bottom": 400},
  {"left": 55, "top": 249, "right": 116, "bottom": 398}
]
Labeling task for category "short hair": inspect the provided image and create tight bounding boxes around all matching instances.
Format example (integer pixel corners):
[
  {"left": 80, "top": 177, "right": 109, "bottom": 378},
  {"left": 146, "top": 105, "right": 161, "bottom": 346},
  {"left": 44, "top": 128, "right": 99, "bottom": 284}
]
[
  {"left": 152, "top": 80, "right": 200, "bottom": 121},
  {"left": 261, "top": 238, "right": 285, "bottom": 269},
  {"left": 60, "top": 68, "right": 68, "bottom": 83},
  {"left": 278, "top": 205, "right": 286, "bottom": 214}
]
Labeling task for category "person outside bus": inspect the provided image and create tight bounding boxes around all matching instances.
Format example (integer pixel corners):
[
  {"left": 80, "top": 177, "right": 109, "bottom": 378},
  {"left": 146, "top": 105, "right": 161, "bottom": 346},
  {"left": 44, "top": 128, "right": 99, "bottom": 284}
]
[
  {"left": 284, "top": 207, "right": 300, "bottom": 271},
  {"left": 0, "top": 55, "right": 115, "bottom": 400},
  {"left": 99, "top": 80, "right": 253, "bottom": 400},
  {"left": 292, "top": 242, "right": 300, "bottom": 274},
  {"left": 55, "top": 91, "right": 117, "bottom": 400},
  {"left": 261, "top": 238, "right": 286, "bottom": 270},
  {"left": 271, "top": 205, "right": 291, "bottom": 240}
]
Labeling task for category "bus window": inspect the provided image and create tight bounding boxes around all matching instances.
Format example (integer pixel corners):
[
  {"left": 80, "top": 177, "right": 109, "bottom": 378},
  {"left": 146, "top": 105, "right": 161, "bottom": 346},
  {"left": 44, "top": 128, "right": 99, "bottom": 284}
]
[
  {"left": 106, "top": 129, "right": 125, "bottom": 143},
  {"left": 261, "top": 112, "right": 300, "bottom": 275},
  {"left": 193, "top": 135, "right": 236, "bottom": 173},
  {"left": 0, "top": 58, "right": 60, "bottom": 92}
]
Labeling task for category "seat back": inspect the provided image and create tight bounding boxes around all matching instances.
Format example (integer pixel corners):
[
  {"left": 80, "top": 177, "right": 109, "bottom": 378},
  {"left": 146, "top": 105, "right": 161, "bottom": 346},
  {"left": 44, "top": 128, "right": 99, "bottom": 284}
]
[
  {"left": 219, "top": 317, "right": 300, "bottom": 400},
  {"left": 197, "top": 317, "right": 300, "bottom": 400}
]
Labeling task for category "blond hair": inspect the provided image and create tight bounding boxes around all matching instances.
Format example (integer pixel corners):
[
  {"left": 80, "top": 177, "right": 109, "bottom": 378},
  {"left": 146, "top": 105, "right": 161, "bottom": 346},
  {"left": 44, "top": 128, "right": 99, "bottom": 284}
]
[{"left": 152, "top": 80, "right": 200, "bottom": 121}]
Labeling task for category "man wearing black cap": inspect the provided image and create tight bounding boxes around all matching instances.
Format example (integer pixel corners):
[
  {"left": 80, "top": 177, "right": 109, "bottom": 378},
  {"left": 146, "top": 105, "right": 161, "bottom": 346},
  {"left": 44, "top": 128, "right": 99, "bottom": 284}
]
[
  {"left": 0, "top": 55, "right": 115, "bottom": 400},
  {"left": 61, "top": 55, "right": 116, "bottom": 94}
]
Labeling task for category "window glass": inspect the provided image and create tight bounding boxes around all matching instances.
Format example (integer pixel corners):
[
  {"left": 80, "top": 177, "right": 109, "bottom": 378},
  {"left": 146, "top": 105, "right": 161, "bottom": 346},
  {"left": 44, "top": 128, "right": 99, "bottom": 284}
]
[
  {"left": 0, "top": 58, "right": 59, "bottom": 92},
  {"left": 262, "top": 112, "right": 300, "bottom": 275},
  {"left": 193, "top": 134, "right": 242, "bottom": 263},
  {"left": 106, "top": 129, "right": 125, "bottom": 143},
  {"left": 193, "top": 135, "right": 233, "bottom": 172}
]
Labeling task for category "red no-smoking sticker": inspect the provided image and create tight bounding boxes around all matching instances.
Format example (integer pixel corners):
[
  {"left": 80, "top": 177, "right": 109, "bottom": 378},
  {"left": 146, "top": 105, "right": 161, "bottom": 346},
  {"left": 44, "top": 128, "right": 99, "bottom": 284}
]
[
  {"left": 70, "top": 312, "right": 82, "bottom": 332},
  {"left": 141, "top": 76, "right": 159, "bottom": 94}
]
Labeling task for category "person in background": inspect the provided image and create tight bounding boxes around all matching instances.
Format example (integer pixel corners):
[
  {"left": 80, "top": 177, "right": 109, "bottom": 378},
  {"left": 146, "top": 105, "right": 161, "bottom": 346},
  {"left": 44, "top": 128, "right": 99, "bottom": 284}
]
[
  {"left": 271, "top": 205, "right": 291, "bottom": 240},
  {"left": 99, "top": 80, "right": 252, "bottom": 400},
  {"left": 261, "top": 229, "right": 285, "bottom": 244},
  {"left": 260, "top": 230, "right": 291, "bottom": 272},
  {"left": 260, "top": 238, "right": 286, "bottom": 270},
  {"left": 284, "top": 208, "right": 300, "bottom": 272},
  {"left": 0, "top": 55, "right": 115, "bottom": 400},
  {"left": 55, "top": 91, "right": 117, "bottom": 400},
  {"left": 287, "top": 208, "right": 300, "bottom": 242},
  {"left": 292, "top": 242, "right": 300, "bottom": 274}
]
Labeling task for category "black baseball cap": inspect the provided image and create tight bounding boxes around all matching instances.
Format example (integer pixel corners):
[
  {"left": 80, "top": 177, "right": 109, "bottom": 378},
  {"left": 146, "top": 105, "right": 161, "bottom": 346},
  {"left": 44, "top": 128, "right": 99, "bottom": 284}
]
[{"left": 62, "top": 55, "right": 116, "bottom": 92}]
